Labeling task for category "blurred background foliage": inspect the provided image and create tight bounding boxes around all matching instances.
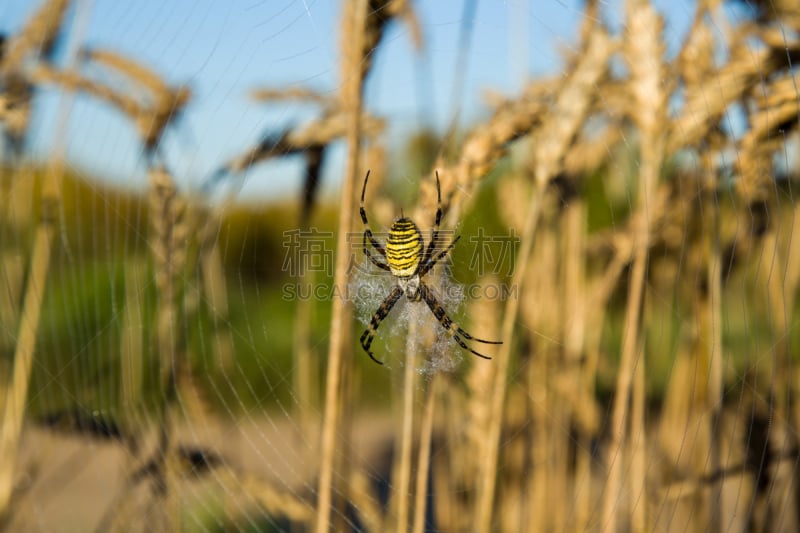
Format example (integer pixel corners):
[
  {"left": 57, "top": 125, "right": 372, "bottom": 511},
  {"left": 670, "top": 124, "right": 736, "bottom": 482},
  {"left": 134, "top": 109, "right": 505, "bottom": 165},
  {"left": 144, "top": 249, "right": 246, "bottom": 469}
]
[
  {"left": 3, "top": 0, "right": 800, "bottom": 529},
  {"left": 4, "top": 138, "right": 798, "bottom": 420}
]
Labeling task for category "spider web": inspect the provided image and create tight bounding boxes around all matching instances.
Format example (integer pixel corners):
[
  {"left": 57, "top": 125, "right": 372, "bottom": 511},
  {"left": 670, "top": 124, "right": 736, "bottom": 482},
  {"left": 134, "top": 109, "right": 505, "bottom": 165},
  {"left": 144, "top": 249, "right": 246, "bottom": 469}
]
[{"left": 1, "top": 0, "right": 799, "bottom": 531}]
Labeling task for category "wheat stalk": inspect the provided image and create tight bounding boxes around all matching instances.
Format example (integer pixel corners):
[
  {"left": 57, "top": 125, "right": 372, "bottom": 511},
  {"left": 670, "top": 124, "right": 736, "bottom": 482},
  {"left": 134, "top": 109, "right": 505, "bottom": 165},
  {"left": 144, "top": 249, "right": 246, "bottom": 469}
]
[
  {"left": 474, "top": 26, "right": 615, "bottom": 533},
  {"left": 0, "top": 180, "right": 58, "bottom": 516},
  {"left": 314, "top": 0, "right": 370, "bottom": 530},
  {"left": 0, "top": 0, "right": 70, "bottom": 155},
  {"left": 192, "top": 208, "right": 236, "bottom": 372},
  {"left": 736, "top": 71, "right": 800, "bottom": 207},
  {"left": 555, "top": 176, "right": 593, "bottom": 530},
  {"left": 411, "top": 374, "right": 438, "bottom": 533},
  {"left": 392, "top": 325, "right": 417, "bottom": 533},
  {"left": 80, "top": 47, "right": 173, "bottom": 98},
  {"left": 30, "top": 60, "right": 190, "bottom": 157},
  {"left": 119, "top": 259, "right": 146, "bottom": 426},
  {"left": 0, "top": 0, "right": 70, "bottom": 76},
  {"left": 667, "top": 25, "right": 799, "bottom": 154},
  {"left": 145, "top": 165, "right": 189, "bottom": 531},
  {"left": 0, "top": 0, "right": 85, "bottom": 517},
  {"left": 599, "top": 3, "right": 666, "bottom": 530}
]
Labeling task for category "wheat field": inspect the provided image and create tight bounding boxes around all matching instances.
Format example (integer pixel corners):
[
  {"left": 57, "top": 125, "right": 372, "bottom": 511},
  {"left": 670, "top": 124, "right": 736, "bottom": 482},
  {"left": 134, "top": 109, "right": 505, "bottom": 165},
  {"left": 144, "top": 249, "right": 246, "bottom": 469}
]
[{"left": 2, "top": 0, "right": 800, "bottom": 531}]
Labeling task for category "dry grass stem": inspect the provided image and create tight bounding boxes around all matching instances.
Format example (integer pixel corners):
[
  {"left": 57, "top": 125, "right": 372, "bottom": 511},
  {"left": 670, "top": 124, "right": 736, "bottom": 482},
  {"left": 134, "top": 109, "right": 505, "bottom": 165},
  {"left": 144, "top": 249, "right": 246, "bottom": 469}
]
[
  {"left": 0, "top": 189, "right": 57, "bottom": 515},
  {"left": 0, "top": 1, "right": 86, "bottom": 515},
  {"left": 411, "top": 375, "right": 438, "bottom": 533},
  {"left": 475, "top": 27, "right": 615, "bottom": 533},
  {"left": 392, "top": 325, "right": 417, "bottom": 532},
  {"left": 601, "top": 3, "right": 666, "bottom": 530},
  {"left": 557, "top": 181, "right": 594, "bottom": 531},
  {"left": 195, "top": 212, "right": 236, "bottom": 372},
  {"left": 120, "top": 260, "right": 146, "bottom": 417},
  {"left": 315, "top": 0, "right": 370, "bottom": 531}
]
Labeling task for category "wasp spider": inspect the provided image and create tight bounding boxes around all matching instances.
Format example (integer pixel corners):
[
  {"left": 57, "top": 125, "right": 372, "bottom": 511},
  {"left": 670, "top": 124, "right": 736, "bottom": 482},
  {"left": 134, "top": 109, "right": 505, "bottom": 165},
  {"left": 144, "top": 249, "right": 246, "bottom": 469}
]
[{"left": 359, "top": 170, "right": 502, "bottom": 365}]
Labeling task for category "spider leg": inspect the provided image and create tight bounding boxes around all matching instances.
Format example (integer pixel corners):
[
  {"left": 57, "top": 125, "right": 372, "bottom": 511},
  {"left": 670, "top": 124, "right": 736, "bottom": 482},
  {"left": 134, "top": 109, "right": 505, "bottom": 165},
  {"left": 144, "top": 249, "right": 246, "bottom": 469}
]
[
  {"left": 422, "top": 171, "right": 443, "bottom": 266},
  {"left": 360, "top": 170, "right": 388, "bottom": 258},
  {"left": 363, "top": 231, "right": 390, "bottom": 271},
  {"left": 360, "top": 285, "right": 404, "bottom": 365},
  {"left": 418, "top": 235, "right": 460, "bottom": 278},
  {"left": 363, "top": 227, "right": 388, "bottom": 258},
  {"left": 418, "top": 282, "right": 502, "bottom": 360}
]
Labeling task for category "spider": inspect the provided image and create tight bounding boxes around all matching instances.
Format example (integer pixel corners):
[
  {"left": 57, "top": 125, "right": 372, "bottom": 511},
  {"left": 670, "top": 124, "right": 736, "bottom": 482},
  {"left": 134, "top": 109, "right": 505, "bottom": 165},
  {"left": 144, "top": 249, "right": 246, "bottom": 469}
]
[{"left": 358, "top": 170, "right": 502, "bottom": 365}]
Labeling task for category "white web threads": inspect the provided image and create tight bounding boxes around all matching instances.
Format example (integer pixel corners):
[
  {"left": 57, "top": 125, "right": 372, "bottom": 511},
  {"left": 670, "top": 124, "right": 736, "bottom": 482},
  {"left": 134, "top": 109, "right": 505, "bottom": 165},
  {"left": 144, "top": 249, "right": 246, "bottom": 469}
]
[
  {"left": 349, "top": 262, "right": 397, "bottom": 327},
  {"left": 349, "top": 259, "right": 466, "bottom": 371}
]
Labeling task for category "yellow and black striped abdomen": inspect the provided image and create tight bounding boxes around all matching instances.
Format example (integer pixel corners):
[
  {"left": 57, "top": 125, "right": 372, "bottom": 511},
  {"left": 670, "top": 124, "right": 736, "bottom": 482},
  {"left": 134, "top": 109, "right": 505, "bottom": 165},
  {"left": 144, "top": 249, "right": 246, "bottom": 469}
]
[{"left": 386, "top": 217, "right": 423, "bottom": 277}]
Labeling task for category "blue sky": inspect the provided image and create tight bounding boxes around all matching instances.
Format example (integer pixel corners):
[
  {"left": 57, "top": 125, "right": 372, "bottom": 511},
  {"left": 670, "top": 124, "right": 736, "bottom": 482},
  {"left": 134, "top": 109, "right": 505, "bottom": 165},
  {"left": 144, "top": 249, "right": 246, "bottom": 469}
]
[{"left": 2, "top": 0, "right": 697, "bottom": 200}]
